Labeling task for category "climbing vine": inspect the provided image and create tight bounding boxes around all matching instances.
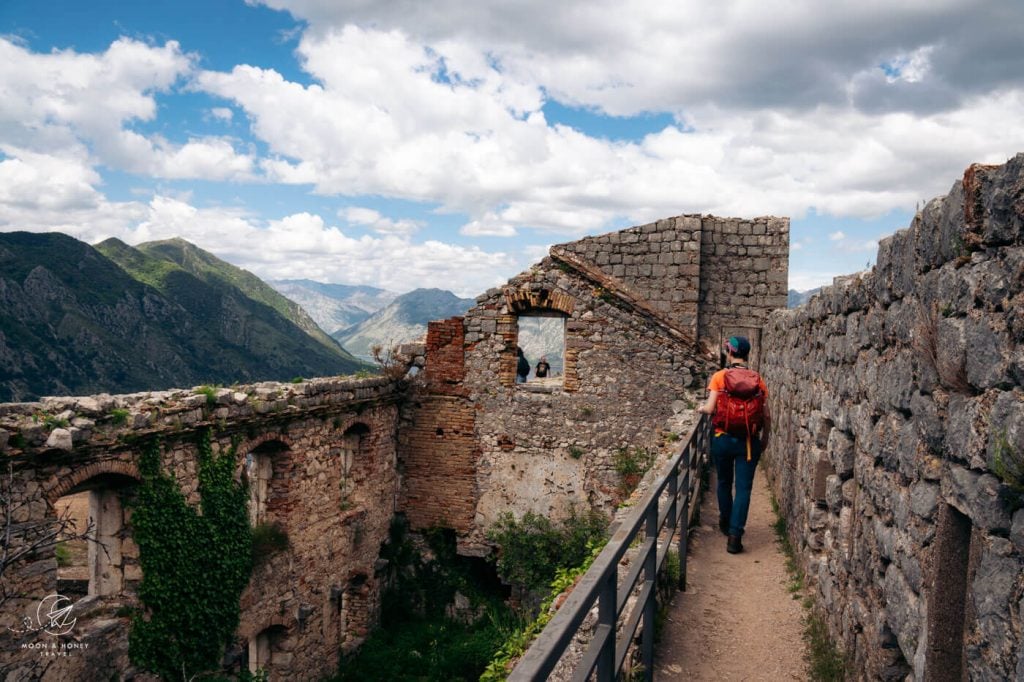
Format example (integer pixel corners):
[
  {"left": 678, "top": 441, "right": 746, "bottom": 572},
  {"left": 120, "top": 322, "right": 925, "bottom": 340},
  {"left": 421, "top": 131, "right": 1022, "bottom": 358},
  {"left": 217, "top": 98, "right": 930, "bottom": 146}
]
[{"left": 128, "top": 431, "right": 253, "bottom": 680}]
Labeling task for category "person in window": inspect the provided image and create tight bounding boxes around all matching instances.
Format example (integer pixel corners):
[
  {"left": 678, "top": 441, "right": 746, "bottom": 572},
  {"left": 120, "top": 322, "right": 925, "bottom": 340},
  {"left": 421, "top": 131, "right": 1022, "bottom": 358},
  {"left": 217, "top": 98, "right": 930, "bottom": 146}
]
[
  {"left": 516, "top": 347, "right": 530, "bottom": 383},
  {"left": 535, "top": 356, "right": 551, "bottom": 378}
]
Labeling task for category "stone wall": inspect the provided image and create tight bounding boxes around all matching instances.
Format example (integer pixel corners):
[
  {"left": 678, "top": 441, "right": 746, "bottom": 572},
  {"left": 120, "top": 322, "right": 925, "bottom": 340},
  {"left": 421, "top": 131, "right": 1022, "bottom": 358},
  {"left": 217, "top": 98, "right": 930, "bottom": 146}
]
[
  {"left": 698, "top": 215, "right": 790, "bottom": 365},
  {"left": 552, "top": 214, "right": 789, "bottom": 353},
  {"left": 760, "top": 156, "right": 1024, "bottom": 680},
  {"left": 0, "top": 211, "right": 791, "bottom": 677},
  {"left": 399, "top": 213, "right": 788, "bottom": 554},
  {"left": 0, "top": 376, "right": 402, "bottom": 681}
]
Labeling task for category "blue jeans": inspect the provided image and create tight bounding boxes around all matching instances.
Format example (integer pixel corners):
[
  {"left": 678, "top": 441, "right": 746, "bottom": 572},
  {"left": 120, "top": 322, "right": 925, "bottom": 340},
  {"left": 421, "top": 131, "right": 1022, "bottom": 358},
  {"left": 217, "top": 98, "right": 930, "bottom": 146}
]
[{"left": 712, "top": 432, "right": 761, "bottom": 537}]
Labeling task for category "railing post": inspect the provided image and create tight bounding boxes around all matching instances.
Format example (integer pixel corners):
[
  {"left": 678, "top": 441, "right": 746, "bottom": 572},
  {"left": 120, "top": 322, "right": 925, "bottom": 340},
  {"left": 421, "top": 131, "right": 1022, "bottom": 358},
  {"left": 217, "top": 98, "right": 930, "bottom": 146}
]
[
  {"left": 597, "top": 570, "right": 616, "bottom": 680},
  {"left": 642, "top": 497, "right": 658, "bottom": 680},
  {"left": 678, "top": 443, "right": 690, "bottom": 592},
  {"left": 667, "top": 460, "right": 678, "bottom": 537}
]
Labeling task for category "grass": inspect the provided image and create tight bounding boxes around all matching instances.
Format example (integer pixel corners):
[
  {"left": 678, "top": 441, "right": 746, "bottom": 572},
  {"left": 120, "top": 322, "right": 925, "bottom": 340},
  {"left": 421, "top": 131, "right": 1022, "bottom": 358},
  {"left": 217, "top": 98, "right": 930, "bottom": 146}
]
[
  {"left": 55, "top": 541, "right": 72, "bottom": 567},
  {"left": 196, "top": 384, "right": 219, "bottom": 406},
  {"left": 770, "top": 495, "right": 846, "bottom": 681}
]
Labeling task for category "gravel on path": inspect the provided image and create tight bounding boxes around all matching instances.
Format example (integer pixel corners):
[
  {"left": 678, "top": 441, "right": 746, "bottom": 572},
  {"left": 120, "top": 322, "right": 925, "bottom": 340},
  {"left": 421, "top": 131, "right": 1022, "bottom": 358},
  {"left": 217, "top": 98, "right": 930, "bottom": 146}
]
[{"left": 655, "top": 467, "right": 807, "bottom": 681}]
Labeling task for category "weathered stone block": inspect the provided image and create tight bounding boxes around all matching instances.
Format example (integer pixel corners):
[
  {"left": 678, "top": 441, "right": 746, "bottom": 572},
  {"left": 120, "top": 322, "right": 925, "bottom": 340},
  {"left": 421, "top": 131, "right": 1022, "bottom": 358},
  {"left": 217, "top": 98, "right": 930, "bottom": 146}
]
[{"left": 946, "top": 467, "right": 1012, "bottom": 533}]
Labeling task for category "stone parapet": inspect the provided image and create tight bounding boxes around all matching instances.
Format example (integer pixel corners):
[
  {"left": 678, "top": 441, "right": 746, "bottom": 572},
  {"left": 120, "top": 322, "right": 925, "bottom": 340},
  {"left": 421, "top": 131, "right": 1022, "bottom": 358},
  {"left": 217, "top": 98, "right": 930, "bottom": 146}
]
[{"left": 761, "top": 154, "right": 1024, "bottom": 680}]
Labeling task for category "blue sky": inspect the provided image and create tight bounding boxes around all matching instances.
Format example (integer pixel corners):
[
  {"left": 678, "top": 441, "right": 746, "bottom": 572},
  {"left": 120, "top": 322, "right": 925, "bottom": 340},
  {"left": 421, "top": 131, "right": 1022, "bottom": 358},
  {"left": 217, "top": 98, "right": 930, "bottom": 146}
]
[{"left": 1, "top": 0, "right": 1022, "bottom": 295}]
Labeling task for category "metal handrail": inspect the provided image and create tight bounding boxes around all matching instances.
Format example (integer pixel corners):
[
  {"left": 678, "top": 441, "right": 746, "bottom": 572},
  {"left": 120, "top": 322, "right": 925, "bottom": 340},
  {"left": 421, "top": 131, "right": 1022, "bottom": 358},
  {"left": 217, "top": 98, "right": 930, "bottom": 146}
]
[{"left": 509, "top": 414, "right": 711, "bottom": 681}]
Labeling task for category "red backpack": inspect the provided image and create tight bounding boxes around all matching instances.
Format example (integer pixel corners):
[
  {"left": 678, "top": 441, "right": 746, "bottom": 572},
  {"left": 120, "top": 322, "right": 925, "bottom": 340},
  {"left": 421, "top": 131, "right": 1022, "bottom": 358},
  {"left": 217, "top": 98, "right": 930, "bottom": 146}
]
[{"left": 712, "top": 367, "right": 766, "bottom": 439}]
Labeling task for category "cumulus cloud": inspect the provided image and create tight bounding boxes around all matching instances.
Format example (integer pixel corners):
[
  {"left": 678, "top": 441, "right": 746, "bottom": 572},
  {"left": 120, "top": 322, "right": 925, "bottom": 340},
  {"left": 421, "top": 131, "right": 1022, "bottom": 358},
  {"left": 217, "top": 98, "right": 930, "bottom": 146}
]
[
  {"left": 4, "top": 1, "right": 1024, "bottom": 294},
  {"left": 340, "top": 206, "right": 423, "bottom": 236},
  {"left": 0, "top": 183, "right": 516, "bottom": 296},
  {"left": 134, "top": 201, "right": 516, "bottom": 296},
  {"left": 0, "top": 37, "right": 256, "bottom": 182},
  {"left": 253, "top": 0, "right": 1024, "bottom": 115},
  {"left": 194, "top": 6, "right": 1024, "bottom": 243}
]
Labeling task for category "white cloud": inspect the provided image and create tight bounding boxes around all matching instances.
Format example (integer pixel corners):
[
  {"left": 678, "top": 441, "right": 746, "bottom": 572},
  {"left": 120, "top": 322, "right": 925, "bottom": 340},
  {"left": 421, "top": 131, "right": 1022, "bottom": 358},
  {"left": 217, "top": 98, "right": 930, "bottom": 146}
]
[
  {"left": 836, "top": 238, "right": 881, "bottom": 254},
  {"left": 253, "top": 0, "right": 1024, "bottom": 115},
  {"left": 0, "top": 37, "right": 256, "bottom": 182},
  {"left": 193, "top": 14, "right": 1024, "bottom": 243},
  {"left": 5, "top": 1, "right": 1024, "bottom": 296},
  {"left": 210, "top": 107, "right": 234, "bottom": 121},
  {"left": 340, "top": 206, "right": 423, "bottom": 235},
  {"left": 829, "top": 231, "right": 846, "bottom": 241},
  {"left": 0, "top": 180, "right": 515, "bottom": 296},
  {"left": 0, "top": 147, "right": 101, "bottom": 212}
]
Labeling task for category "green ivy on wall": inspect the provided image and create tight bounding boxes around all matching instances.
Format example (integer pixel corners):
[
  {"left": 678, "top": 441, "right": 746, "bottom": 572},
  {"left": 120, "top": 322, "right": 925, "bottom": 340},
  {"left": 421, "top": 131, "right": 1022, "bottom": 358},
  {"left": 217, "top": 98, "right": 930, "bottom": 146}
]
[{"left": 129, "top": 430, "right": 253, "bottom": 680}]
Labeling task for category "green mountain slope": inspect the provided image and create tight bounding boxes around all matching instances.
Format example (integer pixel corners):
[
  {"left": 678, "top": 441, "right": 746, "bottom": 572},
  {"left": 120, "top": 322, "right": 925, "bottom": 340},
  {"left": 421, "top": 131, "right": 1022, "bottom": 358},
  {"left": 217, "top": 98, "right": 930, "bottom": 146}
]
[
  {"left": 132, "top": 237, "right": 355, "bottom": 362},
  {"left": 0, "top": 233, "right": 363, "bottom": 401}
]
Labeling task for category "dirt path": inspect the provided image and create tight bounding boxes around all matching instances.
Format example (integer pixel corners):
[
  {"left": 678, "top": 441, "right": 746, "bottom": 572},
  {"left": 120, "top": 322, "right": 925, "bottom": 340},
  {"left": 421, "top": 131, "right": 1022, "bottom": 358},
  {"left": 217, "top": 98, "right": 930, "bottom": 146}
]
[{"left": 655, "top": 467, "right": 806, "bottom": 681}]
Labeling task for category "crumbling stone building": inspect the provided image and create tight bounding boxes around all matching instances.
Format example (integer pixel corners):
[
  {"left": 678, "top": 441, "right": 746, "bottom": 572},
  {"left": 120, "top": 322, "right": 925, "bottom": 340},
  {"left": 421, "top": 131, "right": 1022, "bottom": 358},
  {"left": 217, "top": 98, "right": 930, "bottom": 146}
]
[
  {"left": 0, "top": 214, "right": 788, "bottom": 680},
  {"left": 401, "top": 215, "right": 789, "bottom": 553}
]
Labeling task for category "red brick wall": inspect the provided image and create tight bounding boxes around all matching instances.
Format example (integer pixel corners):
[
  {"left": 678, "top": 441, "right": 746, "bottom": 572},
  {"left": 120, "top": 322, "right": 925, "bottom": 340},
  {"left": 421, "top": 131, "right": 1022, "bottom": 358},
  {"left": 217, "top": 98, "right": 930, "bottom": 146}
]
[
  {"left": 399, "top": 396, "right": 478, "bottom": 533},
  {"left": 423, "top": 317, "right": 465, "bottom": 392}
]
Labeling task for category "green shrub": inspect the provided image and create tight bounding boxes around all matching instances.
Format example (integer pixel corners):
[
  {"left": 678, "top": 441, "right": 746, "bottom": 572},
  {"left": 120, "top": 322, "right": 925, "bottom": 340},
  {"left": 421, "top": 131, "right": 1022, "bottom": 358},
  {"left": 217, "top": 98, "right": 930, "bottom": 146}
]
[
  {"left": 110, "top": 408, "right": 130, "bottom": 426},
  {"left": 613, "top": 446, "right": 656, "bottom": 479},
  {"left": 480, "top": 542, "right": 602, "bottom": 681},
  {"left": 487, "top": 507, "right": 607, "bottom": 592},
  {"left": 805, "top": 611, "right": 846, "bottom": 681},
  {"left": 333, "top": 612, "right": 511, "bottom": 682},
  {"left": 196, "top": 385, "right": 218, "bottom": 406},
  {"left": 332, "top": 519, "right": 513, "bottom": 682}
]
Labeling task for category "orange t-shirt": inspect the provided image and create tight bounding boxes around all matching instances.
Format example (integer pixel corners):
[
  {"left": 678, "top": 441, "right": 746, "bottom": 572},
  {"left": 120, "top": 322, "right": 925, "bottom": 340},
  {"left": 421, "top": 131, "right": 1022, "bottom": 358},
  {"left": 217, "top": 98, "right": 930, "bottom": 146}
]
[{"left": 707, "top": 367, "right": 768, "bottom": 396}]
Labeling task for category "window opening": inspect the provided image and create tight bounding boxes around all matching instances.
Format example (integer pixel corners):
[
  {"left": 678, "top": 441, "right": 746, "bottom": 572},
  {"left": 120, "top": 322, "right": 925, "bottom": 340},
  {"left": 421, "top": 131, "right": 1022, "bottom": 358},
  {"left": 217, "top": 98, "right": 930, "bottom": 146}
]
[
  {"left": 517, "top": 315, "right": 566, "bottom": 387},
  {"left": 54, "top": 475, "right": 138, "bottom": 598}
]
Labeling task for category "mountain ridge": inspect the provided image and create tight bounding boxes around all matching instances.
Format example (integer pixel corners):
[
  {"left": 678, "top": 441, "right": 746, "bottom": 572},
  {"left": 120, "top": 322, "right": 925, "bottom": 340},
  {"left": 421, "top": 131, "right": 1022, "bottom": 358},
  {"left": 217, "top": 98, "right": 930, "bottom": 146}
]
[
  {"left": 0, "top": 232, "right": 364, "bottom": 401},
  {"left": 269, "top": 279, "right": 396, "bottom": 336},
  {"left": 333, "top": 288, "right": 475, "bottom": 358}
]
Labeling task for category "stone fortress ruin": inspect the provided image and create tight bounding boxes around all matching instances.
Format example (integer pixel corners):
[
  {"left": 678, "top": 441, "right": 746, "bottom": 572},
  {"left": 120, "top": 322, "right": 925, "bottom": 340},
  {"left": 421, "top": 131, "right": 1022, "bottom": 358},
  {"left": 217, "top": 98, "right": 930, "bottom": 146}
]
[{"left": 1, "top": 155, "right": 1022, "bottom": 680}]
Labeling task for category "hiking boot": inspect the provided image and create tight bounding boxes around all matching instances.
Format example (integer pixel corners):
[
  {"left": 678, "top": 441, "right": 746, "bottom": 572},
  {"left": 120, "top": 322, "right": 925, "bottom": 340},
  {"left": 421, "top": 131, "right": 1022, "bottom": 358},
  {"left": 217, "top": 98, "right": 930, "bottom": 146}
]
[
  {"left": 726, "top": 535, "right": 743, "bottom": 554},
  {"left": 718, "top": 517, "right": 730, "bottom": 535}
]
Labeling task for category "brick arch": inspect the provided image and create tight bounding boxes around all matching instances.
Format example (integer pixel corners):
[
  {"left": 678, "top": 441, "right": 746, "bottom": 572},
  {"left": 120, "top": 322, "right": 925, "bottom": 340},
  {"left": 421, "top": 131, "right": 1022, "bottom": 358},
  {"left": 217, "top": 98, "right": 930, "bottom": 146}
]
[
  {"left": 342, "top": 421, "right": 372, "bottom": 437},
  {"left": 237, "top": 433, "right": 295, "bottom": 525},
  {"left": 504, "top": 286, "right": 575, "bottom": 316},
  {"left": 238, "top": 615, "right": 292, "bottom": 640},
  {"left": 46, "top": 460, "right": 141, "bottom": 503},
  {"left": 233, "top": 432, "right": 294, "bottom": 480},
  {"left": 234, "top": 432, "right": 294, "bottom": 458},
  {"left": 500, "top": 287, "right": 577, "bottom": 391}
]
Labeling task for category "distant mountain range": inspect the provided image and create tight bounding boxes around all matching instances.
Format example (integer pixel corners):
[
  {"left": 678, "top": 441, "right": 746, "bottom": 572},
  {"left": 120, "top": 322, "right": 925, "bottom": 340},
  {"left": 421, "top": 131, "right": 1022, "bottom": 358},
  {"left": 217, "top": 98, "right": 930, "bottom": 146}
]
[
  {"left": 787, "top": 288, "right": 821, "bottom": 308},
  {"left": 0, "top": 233, "right": 364, "bottom": 401},
  {"left": 517, "top": 317, "right": 565, "bottom": 376},
  {"left": 333, "top": 288, "right": 475, "bottom": 358},
  {"left": 269, "top": 279, "right": 397, "bottom": 335}
]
